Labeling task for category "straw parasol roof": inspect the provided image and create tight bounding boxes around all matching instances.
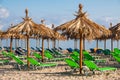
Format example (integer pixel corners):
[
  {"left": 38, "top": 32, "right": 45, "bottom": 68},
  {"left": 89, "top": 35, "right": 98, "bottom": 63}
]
[
  {"left": 109, "top": 23, "right": 120, "bottom": 34},
  {"left": 54, "top": 5, "right": 109, "bottom": 40},
  {"left": 0, "top": 30, "right": 3, "bottom": 39},
  {"left": 7, "top": 9, "right": 54, "bottom": 67},
  {"left": 54, "top": 4, "right": 110, "bottom": 73},
  {"left": 0, "top": 30, "right": 3, "bottom": 34},
  {"left": 95, "top": 26, "right": 111, "bottom": 49},
  {"left": 2, "top": 31, "right": 26, "bottom": 39},
  {"left": 109, "top": 23, "right": 120, "bottom": 40},
  {"left": 109, "top": 23, "right": 120, "bottom": 50},
  {"left": 51, "top": 24, "right": 66, "bottom": 48},
  {"left": 51, "top": 24, "right": 66, "bottom": 40}
]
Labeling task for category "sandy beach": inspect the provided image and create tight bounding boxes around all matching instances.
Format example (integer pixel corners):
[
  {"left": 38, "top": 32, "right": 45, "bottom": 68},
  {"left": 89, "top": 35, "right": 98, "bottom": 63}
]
[
  {"left": 0, "top": 60, "right": 120, "bottom": 80},
  {"left": 0, "top": 1, "right": 120, "bottom": 80}
]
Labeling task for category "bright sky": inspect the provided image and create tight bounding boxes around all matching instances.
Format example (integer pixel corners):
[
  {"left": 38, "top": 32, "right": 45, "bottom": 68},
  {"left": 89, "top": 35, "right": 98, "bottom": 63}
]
[
  {"left": 0, "top": 0, "right": 120, "bottom": 31},
  {"left": 0, "top": 0, "right": 120, "bottom": 49}
]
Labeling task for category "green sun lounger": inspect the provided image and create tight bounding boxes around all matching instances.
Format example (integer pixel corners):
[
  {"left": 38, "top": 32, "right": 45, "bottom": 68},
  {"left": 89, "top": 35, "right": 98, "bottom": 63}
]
[
  {"left": 0, "top": 60, "right": 9, "bottom": 65},
  {"left": 70, "top": 54, "right": 79, "bottom": 62},
  {"left": 45, "top": 51, "right": 64, "bottom": 61},
  {"left": 2, "top": 51, "right": 9, "bottom": 57},
  {"left": 65, "top": 58, "right": 79, "bottom": 72},
  {"left": 27, "top": 57, "right": 57, "bottom": 70},
  {"left": 33, "top": 52, "right": 42, "bottom": 61},
  {"left": 83, "top": 60, "right": 117, "bottom": 74},
  {"left": 113, "top": 55, "right": 120, "bottom": 63},
  {"left": 83, "top": 50, "right": 106, "bottom": 63},
  {"left": 7, "top": 53, "right": 26, "bottom": 70}
]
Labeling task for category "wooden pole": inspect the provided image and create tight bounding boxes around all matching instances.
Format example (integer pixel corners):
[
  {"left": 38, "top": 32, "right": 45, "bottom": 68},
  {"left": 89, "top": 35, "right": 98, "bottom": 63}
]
[
  {"left": 10, "top": 37, "right": 13, "bottom": 52},
  {"left": 42, "top": 38, "right": 44, "bottom": 62},
  {"left": 104, "top": 39, "right": 106, "bottom": 50},
  {"left": 15, "top": 39, "right": 17, "bottom": 49},
  {"left": 36, "top": 39, "right": 37, "bottom": 48},
  {"left": 79, "top": 34, "right": 83, "bottom": 74},
  {"left": 54, "top": 39, "right": 56, "bottom": 48},
  {"left": 58, "top": 40, "right": 59, "bottom": 49},
  {"left": 6, "top": 39, "right": 8, "bottom": 47},
  {"left": 38, "top": 38, "right": 40, "bottom": 48},
  {"left": 110, "top": 23, "right": 113, "bottom": 51},
  {"left": 37, "top": 39, "right": 39, "bottom": 48},
  {"left": 83, "top": 38, "right": 85, "bottom": 50},
  {"left": 47, "top": 39, "right": 49, "bottom": 49},
  {"left": 111, "top": 39, "right": 113, "bottom": 51},
  {"left": 0, "top": 39, "right": 1, "bottom": 48},
  {"left": 27, "top": 36, "right": 30, "bottom": 68},
  {"left": 25, "top": 39, "right": 27, "bottom": 50},
  {"left": 74, "top": 40, "right": 76, "bottom": 49},
  {"left": 52, "top": 39, "right": 54, "bottom": 48},
  {"left": 18, "top": 39, "right": 19, "bottom": 47},
  {"left": 117, "top": 40, "right": 119, "bottom": 48},
  {"left": 20, "top": 39, "right": 22, "bottom": 47},
  {"left": 96, "top": 40, "right": 98, "bottom": 49}
]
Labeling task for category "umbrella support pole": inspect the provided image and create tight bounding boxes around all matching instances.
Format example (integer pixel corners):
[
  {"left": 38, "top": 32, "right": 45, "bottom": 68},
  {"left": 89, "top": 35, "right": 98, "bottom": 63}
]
[
  {"left": 27, "top": 36, "right": 30, "bottom": 69},
  {"left": 6, "top": 39, "right": 8, "bottom": 47},
  {"left": 10, "top": 37, "right": 13, "bottom": 52},
  {"left": 117, "top": 40, "right": 119, "bottom": 48},
  {"left": 104, "top": 39, "right": 106, "bottom": 50},
  {"left": 0, "top": 39, "right": 1, "bottom": 48},
  {"left": 111, "top": 39, "right": 113, "bottom": 51},
  {"left": 83, "top": 38, "right": 85, "bottom": 50},
  {"left": 47, "top": 39, "right": 49, "bottom": 49},
  {"left": 54, "top": 40, "right": 56, "bottom": 48},
  {"left": 96, "top": 40, "right": 98, "bottom": 49},
  {"left": 79, "top": 35, "right": 83, "bottom": 74},
  {"left": 58, "top": 40, "right": 59, "bottom": 49},
  {"left": 42, "top": 38, "right": 44, "bottom": 62}
]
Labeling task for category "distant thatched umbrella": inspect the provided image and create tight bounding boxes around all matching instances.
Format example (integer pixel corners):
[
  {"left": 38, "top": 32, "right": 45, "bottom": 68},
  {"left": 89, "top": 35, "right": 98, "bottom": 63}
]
[
  {"left": 96, "top": 34, "right": 110, "bottom": 50},
  {"left": 51, "top": 24, "right": 66, "bottom": 48},
  {"left": 54, "top": 4, "right": 109, "bottom": 74},
  {"left": 7, "top": 9, "right": 53, "bottom": 67},
  {"left": 2, "top": 30, "right": 26, "bottom": 52},
  {"left": 3, "top": 24, "right": 26, "bottom": 52},
  {"left": 109, "top": 22, "right": 120, "bottom": 50},
  {"left": 39, "top": 20, "right": 55, "bottom": 62},
  {"left": 0, "top": 30, "right": 3, "bottom": 47},
  {"left": 0, "top": 30, "right": 3, "bottom": 37},
  {"left": 95, "top": 26, "right": 111, "bottom": 49},
  {"left": 33, "top": 20, "right": 64, "bottom": 62}
]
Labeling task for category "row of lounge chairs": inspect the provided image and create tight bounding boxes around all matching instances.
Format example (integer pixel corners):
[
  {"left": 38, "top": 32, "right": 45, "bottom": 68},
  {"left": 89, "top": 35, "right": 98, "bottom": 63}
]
[
  {"left": 1, "top": 47, "right": 120, "bottom": 75},
  {"left": 64, "top": 50, "right": 117, "bottom": 75},
  {"left": 0, "top": 51, "right": 57, "bottom": 70},
  {"left": 65, "top": 58, "right": 116, "bottom": 75}
]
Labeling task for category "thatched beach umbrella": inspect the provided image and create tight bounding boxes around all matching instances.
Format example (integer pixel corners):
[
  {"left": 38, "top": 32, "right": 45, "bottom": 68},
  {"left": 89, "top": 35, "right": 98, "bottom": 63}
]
[
  {"left": 38, "top": 20, "right": 56, "bottom": 62},
  {"left": 0, "top": 30, "right": 3, "bottom": 47},
  {"left": 109, "top": 22, "right": 120, "bottom": 50},
  {"left": 54, "top": 4, "right": 109, "bottom": 74},
  {"left": 7, "top": 9, "right": 53, "bottom": 67},
  {"left": 51, "top": 24, "right": 66, "bottom": 48},
  {"left": 96, "top": 34, "right": 110, "bottom": 50},
  {"left": 95, "top": 26, "right": 111, "bottom": 50},
  {"left": 2, "top": 31, "right": 26, "bottom": 52},
  {"left": 3, "top": 24, "right": 26, "bottom": 52},
  {"left": 38, "top": 22, "right": 66, "bottom": 62}
]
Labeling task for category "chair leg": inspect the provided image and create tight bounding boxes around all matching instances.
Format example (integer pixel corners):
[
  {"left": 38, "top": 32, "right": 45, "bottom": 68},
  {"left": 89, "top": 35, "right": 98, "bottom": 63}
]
[
  {"left": 18, "top": 65, "right": 21, "bottom": 70},
  {"left": 92, "top": 70, "right": 95, "bottom": 75}
]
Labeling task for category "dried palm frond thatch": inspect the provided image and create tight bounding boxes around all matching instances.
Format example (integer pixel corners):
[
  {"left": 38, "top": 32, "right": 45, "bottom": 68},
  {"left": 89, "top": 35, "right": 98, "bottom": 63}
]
[
  {"left": 6, "top": 9, "right": 55, "bottom": 67},
  {"left": 54, "top": 4, "right": 110, "bottom": 74}
]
